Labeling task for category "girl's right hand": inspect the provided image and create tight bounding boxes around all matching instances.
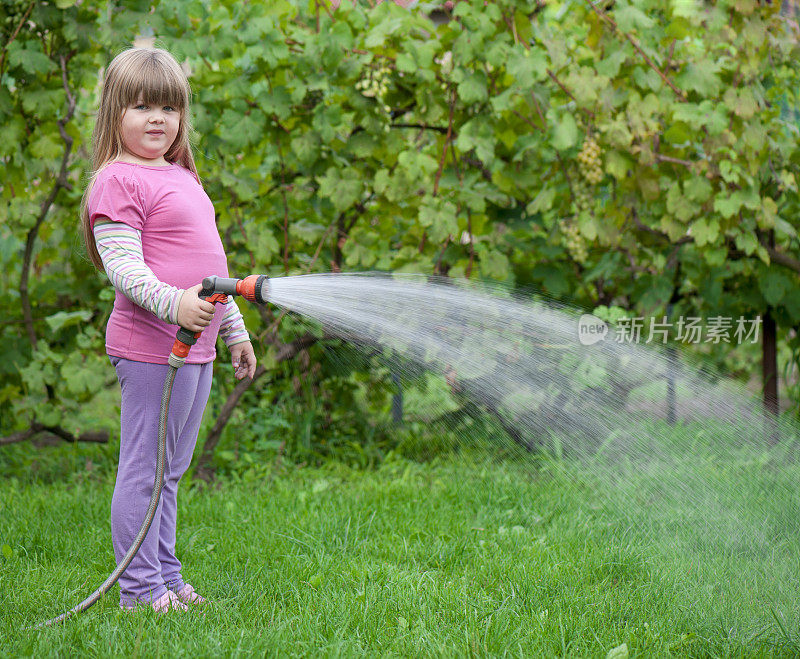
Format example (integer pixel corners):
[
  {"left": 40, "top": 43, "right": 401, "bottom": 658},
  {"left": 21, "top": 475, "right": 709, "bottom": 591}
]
[{"left": 176, "top": 283, "right": 217, "bottom": 331}]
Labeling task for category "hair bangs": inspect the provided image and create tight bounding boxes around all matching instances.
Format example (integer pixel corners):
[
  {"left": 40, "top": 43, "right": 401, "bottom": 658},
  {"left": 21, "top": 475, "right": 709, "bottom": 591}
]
[{"left": 117, "top": 52, "right": 189, "bottom": 111}]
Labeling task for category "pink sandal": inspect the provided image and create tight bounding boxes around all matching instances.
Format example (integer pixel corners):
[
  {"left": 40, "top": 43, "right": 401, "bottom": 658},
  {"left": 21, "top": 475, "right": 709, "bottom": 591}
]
[{"left": 120, "top": 590, "right": 188, "bottom": 612}]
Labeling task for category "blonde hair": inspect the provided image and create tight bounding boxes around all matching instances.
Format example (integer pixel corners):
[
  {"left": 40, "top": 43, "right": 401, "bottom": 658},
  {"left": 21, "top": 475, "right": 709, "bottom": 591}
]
[{"left": 81, "top": 47, "right": 199, "bottom": 269}]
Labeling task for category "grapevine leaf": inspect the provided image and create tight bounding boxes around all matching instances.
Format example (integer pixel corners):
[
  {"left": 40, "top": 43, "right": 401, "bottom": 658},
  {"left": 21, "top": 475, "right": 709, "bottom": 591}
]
[
  {"left": 678, "top": 62, "right": 722, "bottom": 97},
  {"left": 551, "top": 114, "right": 579, "bottom": 151},
  {"left": 690, "top": 218, "right": 719, "bottom": 246},
  {"left": 684, "top": 178, "right": 712, "bottom": 204},
  {"left": 45, "top": 310, "right": 92, "bottom": 333},
  {"left": 527, "top": 187, "right": 556, "bottom": 214},
  {"left": 759, "top": 271, "right": 790, "bottom": 305},
  {"left": 615, "top": 4, "right": 656, "bottom": 32},
  {"left": 457, "top": 72, "right": 488, "bottom": 104},
  {"left": 667, "top": 185, "right": 697, "bottom": 222}
]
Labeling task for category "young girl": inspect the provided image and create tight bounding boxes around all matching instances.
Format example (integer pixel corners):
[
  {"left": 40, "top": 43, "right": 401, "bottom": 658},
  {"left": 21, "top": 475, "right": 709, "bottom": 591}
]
[{"left": 80, "top": 47, "right": 257, "bottom": 612}]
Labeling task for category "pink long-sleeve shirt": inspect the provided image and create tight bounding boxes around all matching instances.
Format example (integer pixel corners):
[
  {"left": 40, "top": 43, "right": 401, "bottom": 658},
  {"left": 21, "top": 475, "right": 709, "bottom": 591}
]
[{"left": 88, "top": 160, "right": 244, "bottom": 364}]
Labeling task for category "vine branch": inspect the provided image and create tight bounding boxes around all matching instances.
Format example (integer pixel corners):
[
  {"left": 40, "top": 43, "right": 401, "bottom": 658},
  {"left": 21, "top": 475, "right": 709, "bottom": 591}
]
[
  {"left": 433, "top": 86, "right": 457, "bottom": 197},
  {"left": 0, "top": 423, "right": 108, "bottom": 446},
  {"left": 547, "top": 69, "right": 595, "bottom": 120},
  {"left": 585, "top": 0, "right": 687, "bottom": 102},
  {"left": 631, "top": 210, "right": 800, "bottom": 275},
  {"left": 195, "top": 331, "right": 335, "bottom": 480},
  {"left": 20, "top": 51, "right": 77, "bottom": 349},
  {"left": 390, "top": 123, "right": 449, "bottom": 134},
  {"left": 200, "top": 193, "right": 372, "bottom": 479}
]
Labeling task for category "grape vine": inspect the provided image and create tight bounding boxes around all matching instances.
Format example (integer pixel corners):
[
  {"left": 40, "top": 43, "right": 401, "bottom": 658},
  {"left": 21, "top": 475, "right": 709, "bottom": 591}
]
[{"left": 356, "top": 61, "right": 393, "bottom": 116}]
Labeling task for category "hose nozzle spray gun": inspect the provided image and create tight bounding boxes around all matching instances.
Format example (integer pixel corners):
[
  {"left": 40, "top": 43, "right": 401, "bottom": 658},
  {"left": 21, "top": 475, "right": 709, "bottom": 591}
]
[{"left": 168, "top": 274, "right": 269, "bottom": 368}]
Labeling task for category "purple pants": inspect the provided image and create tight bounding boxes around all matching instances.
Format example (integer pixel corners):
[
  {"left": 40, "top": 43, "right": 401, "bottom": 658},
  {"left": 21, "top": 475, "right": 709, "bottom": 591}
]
[{"left": 109, "top": 356, "right": 213, "bottom": 605}]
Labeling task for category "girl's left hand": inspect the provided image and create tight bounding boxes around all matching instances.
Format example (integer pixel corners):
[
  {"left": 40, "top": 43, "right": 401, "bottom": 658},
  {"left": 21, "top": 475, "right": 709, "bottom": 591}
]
[{"left": 230, "top": 341, "right": 257, "bottom": 380}]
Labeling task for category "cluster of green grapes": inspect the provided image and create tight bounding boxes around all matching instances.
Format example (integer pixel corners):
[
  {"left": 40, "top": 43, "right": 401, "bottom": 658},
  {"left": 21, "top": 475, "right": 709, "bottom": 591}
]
[
  {"left": 572, "top": 173, "right": 592, "bottom": 214},
  {"left": 2, "top": 0, "right": 33, "bottom": 39},
  {"left": 577, "top": 136, "right": 603, "bottom": 185},
  {"left": 355, "top": 63, "right": 392, "bottom": 115},
  {"left": 436, "top": 50, "right": 453, "bottom": 97},
  {"left": 559, "top": 218, "right": 588, "bottom": 263}
]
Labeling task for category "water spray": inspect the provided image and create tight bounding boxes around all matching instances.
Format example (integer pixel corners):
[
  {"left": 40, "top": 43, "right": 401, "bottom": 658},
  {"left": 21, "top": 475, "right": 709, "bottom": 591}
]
[{"left": 33, "top": 274, "right": 268, "bottom": 628}]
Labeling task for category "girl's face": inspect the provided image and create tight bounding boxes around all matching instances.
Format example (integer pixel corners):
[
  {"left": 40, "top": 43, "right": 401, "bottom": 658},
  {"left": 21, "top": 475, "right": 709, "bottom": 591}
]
[{"left": 119, "top": 97, "right": 180, "bottom": 164}]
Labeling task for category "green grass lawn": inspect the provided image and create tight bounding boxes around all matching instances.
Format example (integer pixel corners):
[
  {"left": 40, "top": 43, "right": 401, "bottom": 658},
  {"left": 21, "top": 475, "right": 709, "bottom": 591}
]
[{"left": 2, "top": 444, "right": 800, "bottom": 657}]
